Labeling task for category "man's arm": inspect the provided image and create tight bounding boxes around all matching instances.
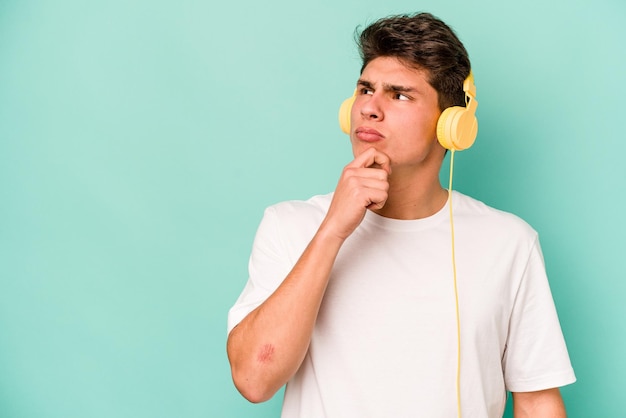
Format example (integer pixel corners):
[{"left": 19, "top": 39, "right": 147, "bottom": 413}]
[
  {"left": 512, "top": 388, "right": 566, "bottom": 418},
  {"left": 226, "top": 148, "right": 390, "bottom": 403}
]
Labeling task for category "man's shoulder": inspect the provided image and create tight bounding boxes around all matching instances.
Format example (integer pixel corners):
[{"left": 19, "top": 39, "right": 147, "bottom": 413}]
[
  {"left": 454, "top": 192, "right": 537, "bottom": 238},
  {"left": 262, "top": 193, "right": 333, "bottom": 226},
  {"left": 268, "top": 193, "right": 333, "bottom": 214}
]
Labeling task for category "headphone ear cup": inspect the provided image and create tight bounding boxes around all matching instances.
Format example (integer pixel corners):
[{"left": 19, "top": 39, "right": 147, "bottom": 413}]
[
  {"left": 436, "top": 106, "right": 478, "bottom": 151},
  {"left": 437, "top": 106, "right": 460, "bottom": 151},
  {"left": 338, "top": 94, "right": 356, "bottom": 135}
]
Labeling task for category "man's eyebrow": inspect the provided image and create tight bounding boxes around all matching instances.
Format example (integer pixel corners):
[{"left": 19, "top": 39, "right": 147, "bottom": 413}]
[
  {"left": 356, "top": 79, "right": 417, "bottom": 93},
  {"left": 384, "top": 83, "right": 416, "bottom": 93},
  {"left": 357, "top": 79, "right": 374, "bottom": 89}
]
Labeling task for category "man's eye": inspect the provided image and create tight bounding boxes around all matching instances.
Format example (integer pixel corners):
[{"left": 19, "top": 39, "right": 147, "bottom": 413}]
[
  {"left": 394, "top": 93, "right": 410, "bottom": 101},
  {"left": 359, "top": 87, "right": 373, "bottom": 95}
]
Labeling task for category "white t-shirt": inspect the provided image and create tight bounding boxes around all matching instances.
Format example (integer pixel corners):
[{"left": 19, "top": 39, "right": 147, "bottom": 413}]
[{"left": 228, "top": 192, "right": 576, "bottom": 418}]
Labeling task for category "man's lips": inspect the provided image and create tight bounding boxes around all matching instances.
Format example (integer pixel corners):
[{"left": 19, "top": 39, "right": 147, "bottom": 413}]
[{"left": 355, "top": 127, "right": 384, "bottom": 142}]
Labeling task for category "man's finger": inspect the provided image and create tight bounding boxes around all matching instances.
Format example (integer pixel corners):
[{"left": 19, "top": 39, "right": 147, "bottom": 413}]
[{"left": 348, "top": 147, "right": 392, "bottom": 174}]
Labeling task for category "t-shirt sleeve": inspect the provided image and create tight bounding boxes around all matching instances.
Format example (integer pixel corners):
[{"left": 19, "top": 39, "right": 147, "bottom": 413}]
[
  {"left": 227, "top": 206, "right": 292, "bottom": 335},
  {"left": 502, "top": 237, "right": 576, "bottom": 392}
]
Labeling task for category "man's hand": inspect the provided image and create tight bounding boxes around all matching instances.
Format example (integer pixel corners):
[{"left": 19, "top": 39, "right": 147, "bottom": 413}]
[{"left": 321, "top": 148, "right": 391, "bottom": 240}]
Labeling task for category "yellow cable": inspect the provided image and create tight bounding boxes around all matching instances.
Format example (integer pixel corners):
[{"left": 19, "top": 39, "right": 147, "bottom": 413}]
[{"left": 448, "top": 150, "right": 462, "bottom": 418}]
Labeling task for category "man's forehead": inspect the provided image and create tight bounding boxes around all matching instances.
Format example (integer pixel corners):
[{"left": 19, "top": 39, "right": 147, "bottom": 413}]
[{"left": 360, "top": 57, "right": 430, "bottom": 84}]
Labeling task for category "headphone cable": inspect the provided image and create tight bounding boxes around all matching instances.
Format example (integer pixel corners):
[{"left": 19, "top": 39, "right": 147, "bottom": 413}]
[{"left": 448, "top": 150, "right": 462, "bottom": 418}]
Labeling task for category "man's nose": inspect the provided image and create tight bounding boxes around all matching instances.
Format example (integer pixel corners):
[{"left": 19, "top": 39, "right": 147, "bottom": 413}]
[{"left": 359, "top": 94, "right": 383, "bottom": 122}]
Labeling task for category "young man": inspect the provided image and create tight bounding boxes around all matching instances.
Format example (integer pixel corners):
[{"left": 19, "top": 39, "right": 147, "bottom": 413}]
[{"left": 227, "top": 13, "right": 575, "bottom": 417}]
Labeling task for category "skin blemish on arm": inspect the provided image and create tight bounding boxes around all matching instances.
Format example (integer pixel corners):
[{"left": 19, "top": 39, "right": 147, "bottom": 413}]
[{"left": 257, "top": 344, "right": 275, "bottom": 363}]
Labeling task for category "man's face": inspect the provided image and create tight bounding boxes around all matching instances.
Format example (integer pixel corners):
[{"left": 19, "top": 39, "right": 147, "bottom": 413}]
[{"left": 349, "top": 56, "right": 444, "bottom": 170}]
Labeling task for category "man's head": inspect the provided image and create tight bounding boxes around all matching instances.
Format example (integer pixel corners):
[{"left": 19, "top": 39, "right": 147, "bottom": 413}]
[{"left": 357, "top": 13, "right": 470, "bottom": 111}]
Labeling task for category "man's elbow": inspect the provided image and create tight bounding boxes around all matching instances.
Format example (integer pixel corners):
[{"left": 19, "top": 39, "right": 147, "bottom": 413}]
[
  {"left": 230, "top": 364, "right": 279, "bottom": 403},
  {"left": 227, "top": 338, "right": 280, "bottom": 403}
]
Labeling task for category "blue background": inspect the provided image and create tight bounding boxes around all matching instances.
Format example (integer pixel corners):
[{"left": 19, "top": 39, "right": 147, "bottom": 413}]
[{"left": 0, "top": 0, "right": 624, "bottom": 416}]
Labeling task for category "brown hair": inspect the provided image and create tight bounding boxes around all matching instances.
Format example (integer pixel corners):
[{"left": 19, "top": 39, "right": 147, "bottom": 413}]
[{"left": 357, "top": 13, "right": 471, "bottom": 110}]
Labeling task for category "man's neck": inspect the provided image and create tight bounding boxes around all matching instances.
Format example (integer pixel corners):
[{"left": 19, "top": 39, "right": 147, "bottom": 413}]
[{"left": 371, "top": 164, "right": 448, "bottom": 220}]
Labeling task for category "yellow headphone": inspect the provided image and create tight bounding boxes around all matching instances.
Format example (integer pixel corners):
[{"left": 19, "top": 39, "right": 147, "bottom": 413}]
[{"left": 338, "top": 72, "right": 478, "bottom": 151}]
